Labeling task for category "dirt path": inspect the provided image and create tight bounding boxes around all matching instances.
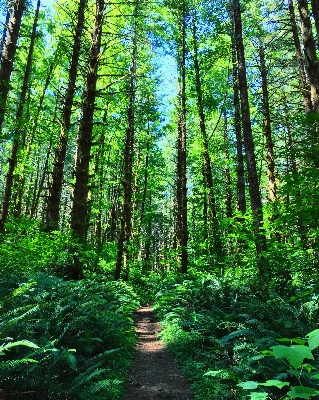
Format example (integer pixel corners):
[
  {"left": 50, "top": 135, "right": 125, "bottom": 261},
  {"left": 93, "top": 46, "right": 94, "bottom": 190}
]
[{"left": 125, "top": 305, "right": 194, "bottom": 400}]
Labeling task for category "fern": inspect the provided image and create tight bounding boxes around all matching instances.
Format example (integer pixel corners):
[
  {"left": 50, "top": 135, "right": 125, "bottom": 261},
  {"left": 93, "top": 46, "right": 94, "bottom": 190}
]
[
  {"left": 0, "top": 358, "right": 38, "bottom": 374},
  {"left": 69, "top": 363, "right": 105, "bottom": 390},
  {"left": 0, "top": 339, "right": 39, "bottom": 354}
]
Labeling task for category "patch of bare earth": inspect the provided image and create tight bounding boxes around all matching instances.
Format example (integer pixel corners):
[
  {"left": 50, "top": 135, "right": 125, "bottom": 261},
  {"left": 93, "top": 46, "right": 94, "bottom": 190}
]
[{"left": 125, "top": 306, "right": 194, "bottom": 400}]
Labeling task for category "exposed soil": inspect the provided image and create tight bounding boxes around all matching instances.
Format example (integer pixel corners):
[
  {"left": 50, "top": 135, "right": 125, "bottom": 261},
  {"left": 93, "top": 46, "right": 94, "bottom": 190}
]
[{"left": 125, "top": 305, "right": 194, "bottom": 400}]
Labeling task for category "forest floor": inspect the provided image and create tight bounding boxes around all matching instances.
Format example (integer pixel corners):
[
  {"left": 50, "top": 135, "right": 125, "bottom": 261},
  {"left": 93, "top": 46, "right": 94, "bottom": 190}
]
[{"left": 125, "top": 305, "right": 195, "bottom": 400}]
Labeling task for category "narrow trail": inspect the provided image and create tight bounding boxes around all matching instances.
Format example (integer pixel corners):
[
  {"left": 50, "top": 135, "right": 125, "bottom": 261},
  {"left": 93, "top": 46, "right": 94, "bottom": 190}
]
[{"left": 125, "top": 305, "right": 194, "bottom": 400}]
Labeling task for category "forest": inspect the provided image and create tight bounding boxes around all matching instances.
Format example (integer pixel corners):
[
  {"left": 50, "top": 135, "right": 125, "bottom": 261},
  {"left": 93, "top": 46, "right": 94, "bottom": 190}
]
[{"left": 1, "top": 0, "right": 319, "bottom": 398}]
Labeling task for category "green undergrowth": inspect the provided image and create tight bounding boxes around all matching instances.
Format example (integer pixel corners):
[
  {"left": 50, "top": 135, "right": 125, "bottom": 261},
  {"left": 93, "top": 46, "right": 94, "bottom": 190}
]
[
  {"left": 153, "top": 274, "right": 319, "bottom": 399},
  {"left": 0, "top": 272, "right": 140, "bottom": 399}
]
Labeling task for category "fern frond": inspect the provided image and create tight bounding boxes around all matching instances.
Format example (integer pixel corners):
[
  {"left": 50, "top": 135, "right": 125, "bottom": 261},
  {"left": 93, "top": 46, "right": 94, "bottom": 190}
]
[
  {"left": 0, "top": 358, "right": 38, "bottom": 375},
  {"left": 0, "top": 340, "right": 39, "bottom": 355},
  {"left": 0, "top": 306, "right": 39, "bottom": 335},
  {"left": 90, "top": 379, "right": 111, "bottom": 393},
  {"left": 69, "top": 362, "right": 104, "bottom": 390}
]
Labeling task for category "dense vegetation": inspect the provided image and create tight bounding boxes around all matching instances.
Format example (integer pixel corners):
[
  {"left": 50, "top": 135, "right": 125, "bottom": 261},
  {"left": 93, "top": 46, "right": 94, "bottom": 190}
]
[{"left": 1, "top": 0, "right": 319, "bottom": 398}]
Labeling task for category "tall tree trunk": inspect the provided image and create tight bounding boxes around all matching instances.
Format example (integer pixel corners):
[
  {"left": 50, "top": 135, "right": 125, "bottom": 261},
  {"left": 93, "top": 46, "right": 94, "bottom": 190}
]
[
  {"left": 297, "top": 0, "right": 319, "bottom": 113},
  {"left": 310, "top": 0, "right": 319, "bottom": 47},
  {"left": 114, "top": 1, "right": 138, "bottom": 281},
  {"left": 0, "top": 0, "right": 26, "bottom": 133},
  {"left": 224, "top": 111, "right": 233, "bottom": 218},
  {"left": 0, "top": 9, "right": 11, "bottom": 60},
  {"left": 71, "top": 0, "right": 104, "bottom": 250},
  {"left": 259, "top": 44, "right": 277, "bottom": 201},
  {"left": 233, "top": 0, "right": 268, "bottom": 276},
  {"left": 175, "top": 0, "right": 188, "bottom": 274},
  {"left": 231, "top": 34, "right": 246, "bottom": 214},
  {"left": 0, "top": 0, "right": 39, "bottom": 232},
  {"left": 30, "top": 141, "right": 52, "bottom": 219},
  {"left": 191, "top": 11, "right": 221, "bottom": 257},
  {"left": 288, "top": 0, "right": 313, "bottom": 114},
  {"left": 46, "top": 0, "right": 87, "bottom": 231},
  {"left": 15, "top": 61, "right": 56, "bottom": 216},
  {"left": 139, "top": 128, "right": 150, "bottom": 232}
]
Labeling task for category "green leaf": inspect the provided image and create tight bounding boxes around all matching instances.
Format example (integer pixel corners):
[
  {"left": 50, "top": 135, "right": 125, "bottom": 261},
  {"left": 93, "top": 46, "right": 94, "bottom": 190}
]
[
  {"left": 203, "top": 370, "right": 223, "bottom": 377},
  {"left": 306, "top": 330, "right": 319, "bottom": 351},
  {"left": 287, "top": 386, "right": 318, "bottom": 399},
  {"left": 259, "top": 380, "right": 290, "bottom": 389},
  {"left": 262, "top": 350, "right": 274, "bottom": 356},
  {"left": 237, "top": 381, "right": 259, "bottom": 390},
  {"left": 302, "top": 363, "right": 313, "bottom": 373},
  {"left": 271, "top": 345, "right": 314, "bottom": 369},
  {"left": 0, "top": 340, "right": 39, "bottom": 355},
  {"left": 251, "top": 354, "right": 265, "bottom": 361},
  {"left": 277, "top": 338, "right": 306, "bottom": 345},
  {"left": 250, "top": 393, "right": 268, "bottom": 400}
]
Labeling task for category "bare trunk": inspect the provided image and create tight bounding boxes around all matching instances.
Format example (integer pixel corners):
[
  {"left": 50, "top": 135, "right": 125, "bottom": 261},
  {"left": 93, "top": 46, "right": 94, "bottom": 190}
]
[
  {"left": 0, "top": 0, "right": 26, "bottom": 132},
  {"left": 191, "top": 12, "right": 221, "bottom": 257},
  {"left": 231, "top": 34, "right": 246, "bottom": 214},
  {"left": 71, "top": 0, "right": 104, "bottom": 245},
  {"left": 0, "top": 9, "right": 11, "bottom": 59},
  {"left": 0, "top": 0, "right": 39, "bottom": 232},
  {"left": 297, "top": 0, "right": 319, "bottom": 113},
  {"left": 140, "top": 131, "right": 150, "bottom": 231},
  {"left": 30, "top": 142, "right": 52, "bottom": 219},
  {"left": 46, "top": 0, "right": 86, "bottom": 231},
  {"left": 233, "top": 0, "right": 268, "bottom": 276},
  {"left": 259, "top": 44, "right": 277, "bottom": 201},
  {"left": 115, "top": 1, "right": 138, "bottom": 280},
  {"left": 176, "top": 1, "right": 188, "bottom": 274},
  {"left": 288, "top": 0, "right": 313, "bottom": 113},
  {"left": 224, "top": 112, "right": 232, "bottom": 218},
  {"left": 15, "top": 61, "right": 55, "bottom": 217},
  {"left": 311, "top": 0, "right": 319, "bottom": 47}
]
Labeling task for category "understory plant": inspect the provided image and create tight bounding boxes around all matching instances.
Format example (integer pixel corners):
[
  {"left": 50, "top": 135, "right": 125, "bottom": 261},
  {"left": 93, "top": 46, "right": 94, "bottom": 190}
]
[
  {"left": 153, "top": 274, "right": 319, "bottom": 399},
  {"left": 238, "top": 329, "right": 319, "bottom": 399},
  {"left": 0, "top": 272, "right": 140, "bottom": 399}
]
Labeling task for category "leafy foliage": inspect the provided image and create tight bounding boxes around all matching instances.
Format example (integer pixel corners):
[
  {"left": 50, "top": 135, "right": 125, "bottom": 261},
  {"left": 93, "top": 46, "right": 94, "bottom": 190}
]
[
  {"left": 0, "top": 272, "right": 139, "bottom": 399},
  {"left": 153, "top": 274, "right": 319, "bottom": 399}
]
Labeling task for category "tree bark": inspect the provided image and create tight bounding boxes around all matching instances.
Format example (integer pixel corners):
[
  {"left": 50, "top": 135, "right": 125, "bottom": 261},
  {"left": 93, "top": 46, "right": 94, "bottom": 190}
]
[
  {"left": 191, "top": 11, "right": 221, "bottom": 257},
  {"left": 233, "top": 0, "right": 268, "bottom": 276},
  {"left": 224, "top": 111, "right": 233, "bottom": 218},
  {"left": 71, "top": 0, "right": 104, "bottom": 244},
  {"left": 310, "top": 0, "right": 319, "bottom": 47},
  {"left": 231, "top": 34, "right": 246, "bottom": 214},
  {"left": 259, "top": 44, "right": 277, "bottom": 201},
  {"left": 175, "top": 0, "right": 188, "bottom": 274},
  {"left": 0, "top": 0, "right": 26, "bottom": 133},
  {"left": 297, "top": 0, "right": 319, "bottom": 113},
  {"left": 15, "top": 61, "right": 56, "bottom": 217},
  {"left": 46, "top": 0, "right": 87, "bottom": 231},
  {"left": 115, "top": 0, "right": 138, "bottom": 280},
  {"left": 0, "top": 9, "right": 11, "bottom": 60},
  {"left": 0, "top": 0, "right": 39, "bottom": 232},
  {"left": 288, "top": 0, "right": 313, "bottom": 114}
]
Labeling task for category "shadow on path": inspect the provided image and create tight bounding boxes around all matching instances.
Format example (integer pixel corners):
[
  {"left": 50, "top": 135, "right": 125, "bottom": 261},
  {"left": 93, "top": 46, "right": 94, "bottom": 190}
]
[{"left": 125, "top": 306, "right": 194, "bottom": 400}]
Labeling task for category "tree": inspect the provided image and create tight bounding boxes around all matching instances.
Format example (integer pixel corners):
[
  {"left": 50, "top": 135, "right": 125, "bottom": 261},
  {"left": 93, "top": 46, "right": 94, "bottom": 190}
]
[
  {"left": 191, "top": 9, "right": 221, "bottom": 258},
  {"left": 70, "top": 0, "right": 104, "bottom": 278},
  {"left": 175, "top": 0, "right": 188, "bottom": 274},
  {"left": 288, "top": 0, "right": 312, "bottom": 114},
  {"left": 258, "top": 43, "right": 277, "bottom": 202},
  {"left": 0, "top": 0, "right": 27, "bottom": 134},
  {"left": 0, "top": 0, "right": 39, "bottom": 232},
  {"left": 115, "top": 0, "right": 139, "bottom": 281},
  {"left": 45, "top": 0, "right": 87, "bottom": 231},
  {"left": 297, "top": 0, "right": 319, "bottom": 114},
  {"left": 232, "top": 0, "right": 268, "bottom": 276}
]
